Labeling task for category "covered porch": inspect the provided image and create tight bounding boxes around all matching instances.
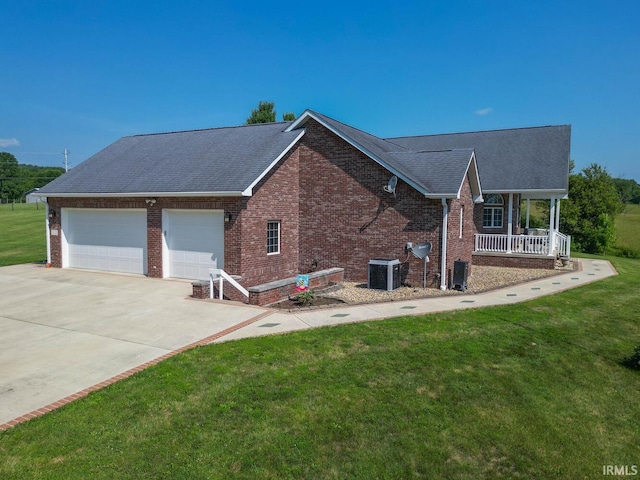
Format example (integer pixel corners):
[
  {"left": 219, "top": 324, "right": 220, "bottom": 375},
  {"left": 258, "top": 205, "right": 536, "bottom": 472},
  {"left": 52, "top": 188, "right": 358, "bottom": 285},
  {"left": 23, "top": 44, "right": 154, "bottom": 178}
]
[{"left": 474, "top": 193, "right": 571, "bottom": 258}]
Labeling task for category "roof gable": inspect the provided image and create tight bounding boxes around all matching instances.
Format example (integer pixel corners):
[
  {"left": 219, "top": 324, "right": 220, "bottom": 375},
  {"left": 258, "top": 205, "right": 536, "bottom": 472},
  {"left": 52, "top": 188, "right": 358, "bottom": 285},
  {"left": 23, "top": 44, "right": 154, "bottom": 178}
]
[
  {"left": 386, "top": 149, "right": 481, "bottom": 200},
  {"left": 288, "top": 110, "right": 480, "bottom": 198}
]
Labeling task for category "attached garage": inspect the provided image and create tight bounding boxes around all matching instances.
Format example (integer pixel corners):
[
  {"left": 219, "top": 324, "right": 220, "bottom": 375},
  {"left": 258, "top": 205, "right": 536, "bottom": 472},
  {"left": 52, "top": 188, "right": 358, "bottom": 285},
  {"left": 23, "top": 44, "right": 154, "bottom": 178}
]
[
  {"left": 162, "top": 210, "right": 224, "bottom": 280},
  {"left": 61, "top": 208, "right": 148, "bottom": 275}
]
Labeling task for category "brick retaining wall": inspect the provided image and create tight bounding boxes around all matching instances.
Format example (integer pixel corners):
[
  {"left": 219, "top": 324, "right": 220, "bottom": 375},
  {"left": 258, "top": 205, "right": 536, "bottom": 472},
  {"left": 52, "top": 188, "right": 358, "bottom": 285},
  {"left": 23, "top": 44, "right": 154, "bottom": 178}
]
[
  {"left": 472, "top": 253, "right": 556, "bottom": 269},
  {"left": 192, "top": 268, "right": 345, "bottom": 306}
]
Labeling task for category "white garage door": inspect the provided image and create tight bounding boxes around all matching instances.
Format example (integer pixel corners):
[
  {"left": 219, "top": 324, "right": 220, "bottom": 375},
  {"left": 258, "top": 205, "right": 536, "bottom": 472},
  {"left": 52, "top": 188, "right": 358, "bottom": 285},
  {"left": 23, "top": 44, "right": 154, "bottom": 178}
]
[
  {"left": 164, "top": 210, "right": 224, "bottom": 280},
  {"left": 62, "top": 209, "right": 148, "bottom": 275}
]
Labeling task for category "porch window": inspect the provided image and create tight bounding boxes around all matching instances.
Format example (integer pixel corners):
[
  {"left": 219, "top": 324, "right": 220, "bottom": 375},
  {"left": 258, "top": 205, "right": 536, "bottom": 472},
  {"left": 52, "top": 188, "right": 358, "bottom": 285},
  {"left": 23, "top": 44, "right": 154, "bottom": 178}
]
[
  {"left": 267, "top": 220, "right": 280, "bottom": 254},
  {"left": 483, "top": 194, "right": 504, "bottom": 228}
]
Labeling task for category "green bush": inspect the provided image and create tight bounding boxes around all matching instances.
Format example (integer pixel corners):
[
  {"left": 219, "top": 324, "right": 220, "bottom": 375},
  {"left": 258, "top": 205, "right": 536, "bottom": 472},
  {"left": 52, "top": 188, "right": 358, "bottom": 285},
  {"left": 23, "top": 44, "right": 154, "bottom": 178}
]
[{"left": 295, "top": 290, "right": 316, "bottom": 306}]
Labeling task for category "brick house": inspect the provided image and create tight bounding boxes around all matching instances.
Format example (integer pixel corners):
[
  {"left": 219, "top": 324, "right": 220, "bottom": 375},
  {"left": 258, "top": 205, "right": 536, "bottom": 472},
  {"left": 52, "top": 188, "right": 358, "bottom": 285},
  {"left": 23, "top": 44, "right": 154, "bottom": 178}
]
[{"left": 37, "top": 110, "right": 571, "bottom": 305}]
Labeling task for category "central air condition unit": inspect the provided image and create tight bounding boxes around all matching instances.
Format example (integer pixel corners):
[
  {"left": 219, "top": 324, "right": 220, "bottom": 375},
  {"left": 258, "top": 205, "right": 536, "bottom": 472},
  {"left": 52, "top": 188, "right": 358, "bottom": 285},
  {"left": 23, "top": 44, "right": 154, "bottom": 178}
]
[{"left": 368, "top": 258, "right": 401, "bottom": 291}]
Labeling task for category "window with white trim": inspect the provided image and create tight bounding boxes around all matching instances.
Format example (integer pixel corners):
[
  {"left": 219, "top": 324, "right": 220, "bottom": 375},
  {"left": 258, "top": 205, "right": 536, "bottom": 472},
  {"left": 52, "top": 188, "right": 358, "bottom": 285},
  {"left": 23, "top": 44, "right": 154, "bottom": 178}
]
[
  {"left": 267, "top": 220, "right": 280, "bottom": 254},
  {"left": 483, "top": 194, "right": 504, "bottom": 228},
  {"left": 459, "top": 206, "right": 464, "bottom": 238}
]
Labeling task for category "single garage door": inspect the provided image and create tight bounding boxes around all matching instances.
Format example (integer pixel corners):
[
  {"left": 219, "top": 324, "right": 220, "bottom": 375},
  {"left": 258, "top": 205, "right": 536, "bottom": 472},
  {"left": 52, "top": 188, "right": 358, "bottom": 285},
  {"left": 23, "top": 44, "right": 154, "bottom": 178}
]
[
  {"left": 62, "top": 209, "right": 148, "bottom": 275},
  {"left": 164, "top": 210, "right": 224, "bottom": 280}
]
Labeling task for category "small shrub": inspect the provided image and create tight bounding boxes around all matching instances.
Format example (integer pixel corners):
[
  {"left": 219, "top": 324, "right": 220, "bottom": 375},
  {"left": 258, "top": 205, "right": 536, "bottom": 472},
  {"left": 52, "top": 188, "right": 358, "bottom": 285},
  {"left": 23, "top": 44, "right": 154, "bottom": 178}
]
[
  {"left": 295, "top": 290, "right": 316, "bottom": 306},
  {"left": 621, "top": 346, "right": 640, "bottom": 371}
]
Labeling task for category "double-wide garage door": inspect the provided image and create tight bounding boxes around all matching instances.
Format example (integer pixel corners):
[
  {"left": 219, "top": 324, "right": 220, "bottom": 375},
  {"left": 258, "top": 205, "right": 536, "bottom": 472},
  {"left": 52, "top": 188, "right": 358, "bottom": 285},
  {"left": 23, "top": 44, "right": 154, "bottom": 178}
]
[{"left": 62, "top": 209, "right": 148, "bottom": 275}]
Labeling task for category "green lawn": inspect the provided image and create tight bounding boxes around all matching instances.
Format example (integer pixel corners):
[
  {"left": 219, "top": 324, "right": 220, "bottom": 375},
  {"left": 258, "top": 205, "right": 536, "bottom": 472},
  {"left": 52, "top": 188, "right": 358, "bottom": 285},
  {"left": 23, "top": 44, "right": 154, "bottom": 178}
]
[
  {"left": 0, "top": 203, "right": 47, "bottom": 266},
  {"left": 615, "top": 203, "right": 640, "bottom": 253},
  {"left": 0, "top": 256, "right": 638, "bottom": 478}
]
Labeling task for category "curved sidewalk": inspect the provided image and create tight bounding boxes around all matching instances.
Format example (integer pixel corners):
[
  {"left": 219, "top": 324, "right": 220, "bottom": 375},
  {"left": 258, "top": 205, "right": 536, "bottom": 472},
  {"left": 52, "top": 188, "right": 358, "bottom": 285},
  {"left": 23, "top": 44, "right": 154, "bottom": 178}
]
[{"left": 215, "top": 258, "right": 617, "bottom": 343}]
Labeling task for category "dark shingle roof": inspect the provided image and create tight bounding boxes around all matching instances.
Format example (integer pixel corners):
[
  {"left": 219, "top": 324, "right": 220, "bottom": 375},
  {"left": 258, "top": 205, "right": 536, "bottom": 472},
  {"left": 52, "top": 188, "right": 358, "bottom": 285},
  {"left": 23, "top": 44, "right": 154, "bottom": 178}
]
[
  {"left": 38, "top": 121, "right": 303, "bottom": 195},
  {"left": 387, "top": 125, "right": 571, "bottom": 193},
  {"left": 38, "top": 109, "right": 570, "bottom": 199},
  {"left": 386, "top": 149, "right": 475, "bottom": 196}
]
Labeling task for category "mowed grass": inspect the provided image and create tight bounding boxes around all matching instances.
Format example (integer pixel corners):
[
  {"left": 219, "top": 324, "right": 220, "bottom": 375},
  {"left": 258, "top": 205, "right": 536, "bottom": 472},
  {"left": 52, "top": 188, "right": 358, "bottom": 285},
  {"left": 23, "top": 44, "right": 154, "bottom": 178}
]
[
  {"left": 0, "top": 256, "right": 638, "bottom": 479},
  {"left": 615, "top": 203, "right": 640, "bottom": 252},
  {"left": 0, "top": 203, "right": 47, "bottom": 266}
]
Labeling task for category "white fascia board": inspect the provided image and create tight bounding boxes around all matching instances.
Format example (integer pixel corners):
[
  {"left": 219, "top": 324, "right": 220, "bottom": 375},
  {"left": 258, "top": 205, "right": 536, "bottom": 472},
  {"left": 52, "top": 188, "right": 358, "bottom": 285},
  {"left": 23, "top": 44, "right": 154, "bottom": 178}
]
[
  {"left": 39, "top": 191, "right": 246, "bottom": 198},
  {"left": 504, "top": 189, "right": 568, "bottom": 200},
  {"left": 453, "top": 151, "right": 483, "bottom": 202},
  {"left": 424, "top": 192, "right": 458, "bottom": 199},
  {"left": 284, "top": 109, "right": 314, "bottom": 132},
  {"left": 241, "top": 129, "right": 306, "bottom": 196},
  {"left": 287, "top": 110, "right": 430, "bottom": 196},
  {"left": 468, "top": 152, "right": 484, "bottom": 203}
]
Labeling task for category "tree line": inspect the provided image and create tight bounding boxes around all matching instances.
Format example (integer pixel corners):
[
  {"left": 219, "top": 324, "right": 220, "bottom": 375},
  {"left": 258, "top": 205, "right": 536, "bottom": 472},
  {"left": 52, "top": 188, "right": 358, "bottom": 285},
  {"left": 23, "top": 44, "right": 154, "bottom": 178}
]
[{"left": 0, "top": 152, "right": 65, "bottom": 202}]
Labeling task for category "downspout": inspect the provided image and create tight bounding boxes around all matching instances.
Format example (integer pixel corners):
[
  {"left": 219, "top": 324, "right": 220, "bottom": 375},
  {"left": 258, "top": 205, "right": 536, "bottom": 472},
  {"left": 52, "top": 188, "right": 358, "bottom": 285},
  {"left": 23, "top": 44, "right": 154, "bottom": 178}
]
[
  {"left": 45, "top": 199, "right": 51, "bottom": 265},
  {"left": 440, "top": 198, "right": 448, "bottom": 290}
]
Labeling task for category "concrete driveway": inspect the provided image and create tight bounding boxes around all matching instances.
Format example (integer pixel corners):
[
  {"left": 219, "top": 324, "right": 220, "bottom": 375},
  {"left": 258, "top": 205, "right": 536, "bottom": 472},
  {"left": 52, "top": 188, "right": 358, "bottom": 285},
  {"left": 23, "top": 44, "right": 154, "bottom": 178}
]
[{"left": 0, "top": 264, "right": 269, "bottom": 427}]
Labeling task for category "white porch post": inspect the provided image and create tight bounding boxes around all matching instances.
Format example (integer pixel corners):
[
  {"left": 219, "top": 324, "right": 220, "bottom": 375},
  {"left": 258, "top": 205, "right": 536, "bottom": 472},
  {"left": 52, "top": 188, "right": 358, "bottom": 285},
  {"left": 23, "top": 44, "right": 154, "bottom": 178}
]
[
  {"left": 506, "top": 193, "right": 513, "bottom": 253},
  {"left": 525, "top": 198, "right": 531, "bottom": 230},
  {"left": 548, "top": 197, "right": 557, "bottom": 256},
  {"left": 555, "top": 198, "right": 561, "bottom": 232}
]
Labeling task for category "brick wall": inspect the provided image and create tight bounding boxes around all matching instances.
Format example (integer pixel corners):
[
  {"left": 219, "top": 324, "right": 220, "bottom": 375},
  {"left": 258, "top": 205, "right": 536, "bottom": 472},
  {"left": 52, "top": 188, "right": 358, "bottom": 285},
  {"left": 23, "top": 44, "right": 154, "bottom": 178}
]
[
  {"left": 297, "top": 120, "right": 447, "bottom": 288},
  {"left": 47, "top": 205, "right": 62, "bottom": 268},
  {"left": 445, "top": 174, "right": 480, "bottom": 284},
  {"left": 240, "top": 147, "right": 301, "bottom": 286}
]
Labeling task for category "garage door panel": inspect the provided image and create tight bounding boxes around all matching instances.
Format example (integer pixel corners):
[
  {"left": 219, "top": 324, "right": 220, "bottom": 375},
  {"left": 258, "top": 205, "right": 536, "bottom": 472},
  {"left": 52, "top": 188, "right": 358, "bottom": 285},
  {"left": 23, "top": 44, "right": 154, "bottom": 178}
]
[
  {"left": 165, "top": 210, "right": 223, "bottom": 280},
  {"left": 63, "top": 209, "right": 147, "bottom": 275}
]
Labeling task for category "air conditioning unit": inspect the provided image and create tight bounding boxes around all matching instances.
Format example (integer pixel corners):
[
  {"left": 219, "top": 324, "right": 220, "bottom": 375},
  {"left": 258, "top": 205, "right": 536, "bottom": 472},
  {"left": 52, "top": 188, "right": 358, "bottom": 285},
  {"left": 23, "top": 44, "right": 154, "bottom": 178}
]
[{"left": 368, "top": 258, "right": 401, "bottom": 291}]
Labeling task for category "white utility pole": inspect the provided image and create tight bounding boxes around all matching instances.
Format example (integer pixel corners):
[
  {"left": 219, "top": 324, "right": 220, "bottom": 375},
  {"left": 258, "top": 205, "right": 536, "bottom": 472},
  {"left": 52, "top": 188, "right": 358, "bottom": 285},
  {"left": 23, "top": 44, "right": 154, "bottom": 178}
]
[{"left": 63, "top": 148, "right": 70, "bottom": 172}]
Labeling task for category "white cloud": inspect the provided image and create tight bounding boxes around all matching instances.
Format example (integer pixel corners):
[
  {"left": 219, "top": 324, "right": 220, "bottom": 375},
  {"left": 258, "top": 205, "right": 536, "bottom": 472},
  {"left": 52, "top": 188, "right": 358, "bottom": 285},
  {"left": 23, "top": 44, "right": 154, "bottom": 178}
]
[
  {"left": 474, "top": 107, "right": 493, "bottom": 116},
  {"left": 0, "top": 137, "right": 20, "bottom": 148}
]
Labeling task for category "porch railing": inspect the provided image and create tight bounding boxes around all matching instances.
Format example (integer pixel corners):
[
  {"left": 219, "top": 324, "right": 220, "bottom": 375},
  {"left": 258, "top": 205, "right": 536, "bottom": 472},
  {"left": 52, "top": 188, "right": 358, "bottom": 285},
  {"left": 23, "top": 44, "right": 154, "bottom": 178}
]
[
  {"left": 555, "top": 232, "right": 571, "bottom": 258},
  {"left": 475, "top": 232, "right": 571, "bottom": 257}
]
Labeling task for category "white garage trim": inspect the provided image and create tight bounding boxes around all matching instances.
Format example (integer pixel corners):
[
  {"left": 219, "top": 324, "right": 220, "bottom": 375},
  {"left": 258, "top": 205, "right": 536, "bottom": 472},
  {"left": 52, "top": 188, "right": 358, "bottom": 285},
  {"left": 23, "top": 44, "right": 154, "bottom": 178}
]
[
  {"left": 162, "top": 209, "right": 225, "bottom": 280},
  {"left": 61, "top": 208, "right": 148, "bottom": 275}
]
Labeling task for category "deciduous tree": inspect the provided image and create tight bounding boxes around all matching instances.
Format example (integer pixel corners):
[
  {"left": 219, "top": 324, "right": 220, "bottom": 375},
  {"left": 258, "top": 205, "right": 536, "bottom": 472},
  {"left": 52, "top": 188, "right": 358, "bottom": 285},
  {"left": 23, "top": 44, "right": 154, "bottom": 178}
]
[{"left": 561, "top": 163, "right": 624, "bottom": 253}]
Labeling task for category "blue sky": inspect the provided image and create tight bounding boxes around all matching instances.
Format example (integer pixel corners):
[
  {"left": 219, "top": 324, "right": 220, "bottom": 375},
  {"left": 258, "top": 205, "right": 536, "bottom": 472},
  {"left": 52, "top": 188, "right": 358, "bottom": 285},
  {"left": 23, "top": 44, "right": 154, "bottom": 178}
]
[{"left": 2, "top": 1, "right": 639, "bottom": 182}]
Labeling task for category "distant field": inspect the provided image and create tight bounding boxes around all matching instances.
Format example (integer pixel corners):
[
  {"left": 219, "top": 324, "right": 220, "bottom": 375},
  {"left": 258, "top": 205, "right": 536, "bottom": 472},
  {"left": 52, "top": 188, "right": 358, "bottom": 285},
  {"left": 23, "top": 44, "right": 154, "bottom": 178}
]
[
  {"left": 0, "top": 203, "right": 47, "bottom": 266},
  {"left": 615, "top": 204, "right": 640, "bottom": 252}
]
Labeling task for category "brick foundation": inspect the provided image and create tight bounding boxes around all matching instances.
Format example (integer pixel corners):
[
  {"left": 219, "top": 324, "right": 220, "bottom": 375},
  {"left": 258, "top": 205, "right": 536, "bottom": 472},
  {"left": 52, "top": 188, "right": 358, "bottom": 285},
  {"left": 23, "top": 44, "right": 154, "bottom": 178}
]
[{"left": 472, "top": 253, "right": 557, "bottom": 269}]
